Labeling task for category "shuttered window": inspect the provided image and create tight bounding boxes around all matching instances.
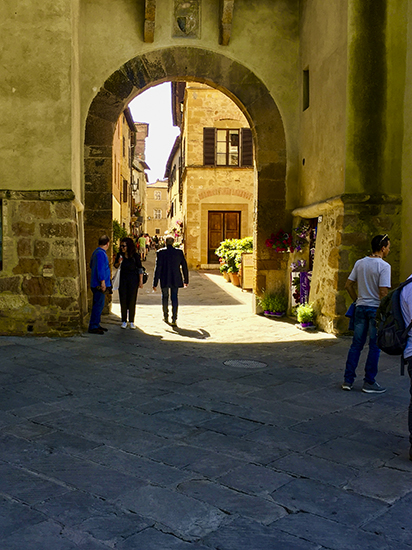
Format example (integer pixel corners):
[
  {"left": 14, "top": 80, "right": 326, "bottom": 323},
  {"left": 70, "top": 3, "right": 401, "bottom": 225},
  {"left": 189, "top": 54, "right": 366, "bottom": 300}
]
[
  {"left": 241, "top": 128, "right": 253, "bottom": 166},
  {"left": 203, "top": 128, "right": 253, "bottom": 167},
  {"left": 203, "top": 128, "right": 216, "bottom": 166}
]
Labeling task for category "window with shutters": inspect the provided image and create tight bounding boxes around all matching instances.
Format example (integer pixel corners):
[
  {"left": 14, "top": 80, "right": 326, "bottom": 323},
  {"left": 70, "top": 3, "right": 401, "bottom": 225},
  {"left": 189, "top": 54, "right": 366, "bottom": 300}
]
[
  {"left": 154, "top": 191, "right": 162, "bottom": 200},
  {"left": 154, "top": 209, "right": 162, "bottom": 219},
  {"left": 123, "top": 179, "right": 128, "bottom": 202},
  {"left": 203, "top": 128, "right": 253, "bottom": 167}
]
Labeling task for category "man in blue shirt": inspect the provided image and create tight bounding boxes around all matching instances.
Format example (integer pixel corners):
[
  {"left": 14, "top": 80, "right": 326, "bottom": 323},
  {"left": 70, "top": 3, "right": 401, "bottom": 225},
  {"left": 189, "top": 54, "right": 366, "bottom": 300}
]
[{"left": 88, "top": 235, "right": 111, "bottom": 334}]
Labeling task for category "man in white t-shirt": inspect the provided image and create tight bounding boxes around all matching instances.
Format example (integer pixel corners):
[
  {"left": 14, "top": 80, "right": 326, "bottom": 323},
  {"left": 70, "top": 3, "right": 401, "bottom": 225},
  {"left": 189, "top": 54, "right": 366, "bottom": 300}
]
[
  {"left": 342, "top": 234, "right": 391, "bottom": 393},
  {"left": 400, "top": 275, "right": 412, "bottom": 461}
]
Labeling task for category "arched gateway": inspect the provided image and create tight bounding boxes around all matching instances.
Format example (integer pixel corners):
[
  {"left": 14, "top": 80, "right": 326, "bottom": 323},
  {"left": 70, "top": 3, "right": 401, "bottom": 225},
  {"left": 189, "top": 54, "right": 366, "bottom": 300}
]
[{"left": 84, "top": 47, "right": 287, "bottom": 319}]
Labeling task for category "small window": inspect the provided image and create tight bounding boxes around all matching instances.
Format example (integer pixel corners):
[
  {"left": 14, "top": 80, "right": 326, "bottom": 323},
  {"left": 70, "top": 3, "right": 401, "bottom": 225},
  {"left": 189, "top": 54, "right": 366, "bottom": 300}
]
[
  {"left": 303, "top": 69, "right": 310, "bottom": 111},
  {"left": 154, "top": 191, "right": 162, "bottom": 200},
  {"left": 123, "top": 179, "right": 128, "bottom": 202},
  {"left": 155, "top": 228, "right": 160, "bottom": 235},
  {"left": 154, "top": 209, "right": 162, "bottom": 219}
]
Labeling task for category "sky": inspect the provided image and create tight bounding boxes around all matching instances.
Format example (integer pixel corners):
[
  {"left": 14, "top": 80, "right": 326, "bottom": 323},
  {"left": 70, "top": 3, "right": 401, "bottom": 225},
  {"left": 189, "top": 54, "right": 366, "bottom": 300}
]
[{"left": 129, "top": 82, "right": 180, "bottom": 184}]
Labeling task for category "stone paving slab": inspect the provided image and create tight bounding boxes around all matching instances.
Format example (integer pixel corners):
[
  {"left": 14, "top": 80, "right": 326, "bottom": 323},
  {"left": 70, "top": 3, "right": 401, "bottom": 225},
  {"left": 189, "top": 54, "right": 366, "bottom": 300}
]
[{"left": 1, "top": 252, "right": 412, "bottom": 548}]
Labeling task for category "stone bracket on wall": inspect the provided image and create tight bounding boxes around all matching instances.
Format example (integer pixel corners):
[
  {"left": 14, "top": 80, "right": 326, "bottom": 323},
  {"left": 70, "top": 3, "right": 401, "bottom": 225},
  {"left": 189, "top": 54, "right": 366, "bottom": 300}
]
[
  {"left": 144, "top": 0, "right": 156, "bottom": 43},
  {"left": 219, "top": 0, "right": 235, "bottom": 46}
]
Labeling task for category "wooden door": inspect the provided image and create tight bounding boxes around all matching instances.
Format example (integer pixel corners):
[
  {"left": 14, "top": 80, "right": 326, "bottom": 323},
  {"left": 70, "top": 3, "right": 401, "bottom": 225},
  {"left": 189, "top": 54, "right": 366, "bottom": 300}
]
[{"left": 208, "top": 211, "right": 240, "bottom": 263}]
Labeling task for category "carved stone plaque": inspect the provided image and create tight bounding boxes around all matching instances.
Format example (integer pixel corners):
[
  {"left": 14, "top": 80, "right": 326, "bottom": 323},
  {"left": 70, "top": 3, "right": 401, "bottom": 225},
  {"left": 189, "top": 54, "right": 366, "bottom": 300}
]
[{"left": 173, "top": 0, "right": 200, "bottom": 38}]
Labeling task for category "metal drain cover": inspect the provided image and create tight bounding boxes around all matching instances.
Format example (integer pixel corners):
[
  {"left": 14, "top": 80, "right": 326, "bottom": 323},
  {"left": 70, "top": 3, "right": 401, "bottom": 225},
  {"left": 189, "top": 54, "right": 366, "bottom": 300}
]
[{"left": 223, "top": 360, "right": 267, "bottom": 369}]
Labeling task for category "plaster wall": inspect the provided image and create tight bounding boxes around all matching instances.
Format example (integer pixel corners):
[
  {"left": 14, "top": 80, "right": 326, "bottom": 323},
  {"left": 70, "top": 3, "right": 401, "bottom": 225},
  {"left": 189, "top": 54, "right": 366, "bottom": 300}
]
[
  {"left": 78, "top": 0, "right": 300, "bottom": 206},
  {"left": 401, "top": 0, "right": 412, "bottom": 280},
  {"left": 298, "top": 0, "right": 348, "bottom": 207}
]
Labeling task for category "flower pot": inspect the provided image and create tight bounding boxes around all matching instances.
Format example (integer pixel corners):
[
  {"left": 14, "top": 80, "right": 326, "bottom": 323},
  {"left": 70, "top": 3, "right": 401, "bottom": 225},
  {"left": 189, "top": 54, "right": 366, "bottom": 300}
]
[
  {"left": 264, "top": 311, "right": 285, "bottom": 319},
  {"left": 264, "top": 311, "right": 276, "bottom": 317},
  {"left": 229, "top": 272, "right": 240, "bottom": 286},
  {"left": 223, "top": 272, "right": 230, "bottom": 282},
  {"left": 298, "top": 321, "right": 316, "bottom": 330}
]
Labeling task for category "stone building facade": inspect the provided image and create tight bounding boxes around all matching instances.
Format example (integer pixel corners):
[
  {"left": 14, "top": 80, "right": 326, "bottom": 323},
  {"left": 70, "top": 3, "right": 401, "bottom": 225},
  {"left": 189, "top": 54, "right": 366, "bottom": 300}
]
[
  {"left": 112, "top": 109, "right": 136, "bottom": 234},
  {"left": 145, "top": 180, "right": 169, "bottom": 238},
  {"left": 166, "top": 82, "right": 254, "bottom": 269},
  {"left": 0, "top": 0, "right": 410, "bottom": 335}
]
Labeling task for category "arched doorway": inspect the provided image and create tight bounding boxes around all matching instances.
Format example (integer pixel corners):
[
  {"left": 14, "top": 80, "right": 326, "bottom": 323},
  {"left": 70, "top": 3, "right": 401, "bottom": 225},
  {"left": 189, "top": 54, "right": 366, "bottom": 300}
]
[{"left": 84, "top": 46, "right": 286, "bottom": 305}]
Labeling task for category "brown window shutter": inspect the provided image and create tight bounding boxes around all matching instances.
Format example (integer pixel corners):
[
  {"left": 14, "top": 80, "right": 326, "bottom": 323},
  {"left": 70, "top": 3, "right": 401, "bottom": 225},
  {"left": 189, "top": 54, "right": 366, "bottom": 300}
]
[
  {"left": 203, "top": 128, "right": 216, "bottom": 166},
  {"left": 123, "top": 179, "right": 128, "bottom": 202},
  {"left": 241, "top": 128, "right": 253, "bottom": 167}
]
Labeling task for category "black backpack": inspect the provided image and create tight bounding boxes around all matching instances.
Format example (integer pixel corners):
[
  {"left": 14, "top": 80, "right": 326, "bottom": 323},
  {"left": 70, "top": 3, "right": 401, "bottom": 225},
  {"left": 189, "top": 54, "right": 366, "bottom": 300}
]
[{"left": 376, "top": 277, "right": 412, "bottom": 374}]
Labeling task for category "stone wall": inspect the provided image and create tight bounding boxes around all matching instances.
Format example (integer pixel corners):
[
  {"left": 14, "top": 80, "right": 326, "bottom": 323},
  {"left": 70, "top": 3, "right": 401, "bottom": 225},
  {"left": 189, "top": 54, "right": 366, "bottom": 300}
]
[
  {"left": 0, "top": 192, "right": 84, "bottom": 336},
  {"left": 300, "top": 194, "right": 402, "bottom": 334}
]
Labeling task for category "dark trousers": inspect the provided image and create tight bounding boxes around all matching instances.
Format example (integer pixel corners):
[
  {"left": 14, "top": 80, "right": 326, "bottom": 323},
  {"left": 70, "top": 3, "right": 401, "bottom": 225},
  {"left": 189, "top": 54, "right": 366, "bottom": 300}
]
[
  {"left": 344, "top": 306, "right": 380, "bottom": 385},
  {"left": 161, "top": 287, "right": 178, "bottom": 320},
  {"left": 119, "top": 280, "right": 139, "bottom": 323},
  {"left": 89, "top": 288, "right": 106, "bottom": 330},
  {"left": 407, "top": 358, "right": 412, "bottom": 445}
]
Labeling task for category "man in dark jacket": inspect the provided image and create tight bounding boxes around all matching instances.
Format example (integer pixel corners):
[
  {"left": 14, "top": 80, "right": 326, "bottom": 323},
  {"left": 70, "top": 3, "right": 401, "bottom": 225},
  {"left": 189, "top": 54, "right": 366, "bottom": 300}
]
[{"left": 153, "top": 236, "right": 189, "bottom": 326}]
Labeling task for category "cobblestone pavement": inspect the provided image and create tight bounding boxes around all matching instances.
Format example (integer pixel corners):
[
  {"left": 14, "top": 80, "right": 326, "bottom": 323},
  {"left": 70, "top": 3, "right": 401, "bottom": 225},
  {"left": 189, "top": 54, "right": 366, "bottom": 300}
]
[{"left": 1, "top": 250, "right": 412, "bottom": 549}]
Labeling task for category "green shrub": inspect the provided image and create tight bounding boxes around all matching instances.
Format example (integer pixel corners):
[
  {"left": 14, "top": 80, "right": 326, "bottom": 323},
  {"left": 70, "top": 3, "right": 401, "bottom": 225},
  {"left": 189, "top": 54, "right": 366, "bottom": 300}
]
[
  {"left": 113, "top": 219, "right": 127, "bottom": 254},
  {"left": 215, "top": 237, "right": 253, "bottom": 274},
  {"left": 296, "top": 302, "right": 315, "bottom": 323},
  {"left": 258, "top": 291, "right": 288, "bottom": 313}
]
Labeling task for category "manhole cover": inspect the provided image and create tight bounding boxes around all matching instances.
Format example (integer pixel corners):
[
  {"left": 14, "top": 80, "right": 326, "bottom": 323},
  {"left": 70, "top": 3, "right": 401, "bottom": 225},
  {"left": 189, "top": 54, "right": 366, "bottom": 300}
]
[{"left": 223, "top": 360, "right": 267, "bottom": 369}]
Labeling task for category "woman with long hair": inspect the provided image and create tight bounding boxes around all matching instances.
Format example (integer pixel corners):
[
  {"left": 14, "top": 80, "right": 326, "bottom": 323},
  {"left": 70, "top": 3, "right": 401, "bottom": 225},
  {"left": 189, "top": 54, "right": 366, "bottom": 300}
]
[{"left": 114, "top": 237, "right": 144, "bottom": 329}]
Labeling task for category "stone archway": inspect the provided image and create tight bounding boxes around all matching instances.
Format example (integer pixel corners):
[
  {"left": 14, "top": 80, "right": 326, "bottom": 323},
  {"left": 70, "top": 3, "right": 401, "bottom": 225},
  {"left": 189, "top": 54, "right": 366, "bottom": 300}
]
[{"left": 84, "top": 46, "right": 286, "bottom": 298}]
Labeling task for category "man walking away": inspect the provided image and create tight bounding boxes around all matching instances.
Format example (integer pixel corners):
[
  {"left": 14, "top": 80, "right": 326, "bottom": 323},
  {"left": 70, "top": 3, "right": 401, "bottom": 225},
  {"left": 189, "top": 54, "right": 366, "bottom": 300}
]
[
  {"left": 88, "top": 235, "right": 111, "bottom": 335},
  {"left": 342, "top": 234, "right": 391, "bottom": 393},
  {"left": 153, "top": 236, "right": 189, "bottom": 327},
  {"left": 401, "top": 274, "right": 412, "bottom": 460},
  {"left": 138, "top": 234, "right": 147, "bottom": 261}
]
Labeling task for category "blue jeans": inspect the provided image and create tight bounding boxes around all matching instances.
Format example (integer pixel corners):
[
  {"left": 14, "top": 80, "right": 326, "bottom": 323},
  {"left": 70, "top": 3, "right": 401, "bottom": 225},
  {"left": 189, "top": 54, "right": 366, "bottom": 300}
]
[
  {"left": 344, "top": 305, "right": 380, "bottom": 385},
  {"left": 162, "top": 287, "right": 178, "bottom": 320},
  {"left": 407, "top": 358, "right": 412, "bottom": 445},
  {"left": 89, "top": 288, "right": 106, "bottom": 330}
]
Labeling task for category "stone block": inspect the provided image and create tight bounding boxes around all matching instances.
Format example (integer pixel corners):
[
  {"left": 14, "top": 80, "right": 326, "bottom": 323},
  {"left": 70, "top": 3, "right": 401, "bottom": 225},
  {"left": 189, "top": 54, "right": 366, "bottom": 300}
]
[
  {"left": 341, "top": 232, "right": 369, "bottom": 247},
  {"left": 327, "top": 248, "right": 340, "bottom": 269},
  {"left": 12, "top": 222, "right": 35, "bottom": 237},
  {"left": 54, "top": 201, "right": 74, "bottom": 219},
  {"left": 34, "top": 240, "right": 50, "bottom": 258},
  {"left": 0, "top": 277, "right": 21, "bottom": 293},
  {"left": 54, "top": 259, "right": 78, "bottom": 278},
  {"left": 50, "top": 297, "right": 75, "bottom": 310},
  {"left": 50, "top": 240, "right": 76, "bottom": 259},
  {"left": 17, "top": 238, "right": 32, "bottom": 257},
  {"left": 22, "top": 277, "right": 55, "bottom": 296},
  {"left": 18, "top": 201, "right": 51, "bottom": 220},
  {"left": 39, "top": 222, "right": 76, "bottom": 239},
  {"left": 12, "top": 259, "right": 41, "bottom": 276},
  {"left": 58, "top": 279, "right": 79, "bottom": 296},
  {"left": 339, "top": 249, "right": 350, "bottom": 270},
  {"left": 28, "top": 296, "right": 50, "bottom": 307}
]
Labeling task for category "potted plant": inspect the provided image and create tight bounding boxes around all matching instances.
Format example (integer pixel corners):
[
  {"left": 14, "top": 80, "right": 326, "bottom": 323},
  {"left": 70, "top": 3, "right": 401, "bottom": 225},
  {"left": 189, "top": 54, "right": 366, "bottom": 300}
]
[
  {"left": 215, "top": 237, "right": 253, "bottom": 287},
  {"left": 219, "top": 262, "right": 231, "bottom": 282},
  {"left": 296, "top": 302, "right": 316, "bottom": 329},
  {"left": 259, "top": 291, "right": 288, "bottom": 317}
]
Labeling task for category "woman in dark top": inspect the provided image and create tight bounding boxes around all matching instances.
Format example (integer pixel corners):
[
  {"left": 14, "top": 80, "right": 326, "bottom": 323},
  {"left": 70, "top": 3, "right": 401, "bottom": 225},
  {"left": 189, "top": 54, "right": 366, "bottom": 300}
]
[{"left": 114, "top": 237, "right": 144, "bottom": 329}]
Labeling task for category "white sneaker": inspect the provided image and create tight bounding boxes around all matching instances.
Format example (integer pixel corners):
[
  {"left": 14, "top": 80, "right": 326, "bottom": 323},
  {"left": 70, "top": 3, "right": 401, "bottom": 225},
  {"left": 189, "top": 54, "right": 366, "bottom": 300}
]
[
  {"left": 121, "top": 322, "right": 127, "bottom": 329},
  {"left": 130, "top": 323, "right": 137, "bottom": 330}
]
